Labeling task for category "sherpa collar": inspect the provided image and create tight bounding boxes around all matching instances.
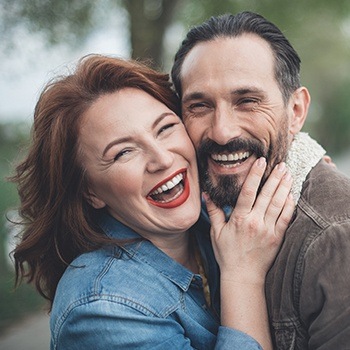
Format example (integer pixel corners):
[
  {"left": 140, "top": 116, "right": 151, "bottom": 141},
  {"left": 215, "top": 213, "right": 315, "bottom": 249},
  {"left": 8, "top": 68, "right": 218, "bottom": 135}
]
[{"left": 286, "top": 132, "right": 326, "bottom": 203}]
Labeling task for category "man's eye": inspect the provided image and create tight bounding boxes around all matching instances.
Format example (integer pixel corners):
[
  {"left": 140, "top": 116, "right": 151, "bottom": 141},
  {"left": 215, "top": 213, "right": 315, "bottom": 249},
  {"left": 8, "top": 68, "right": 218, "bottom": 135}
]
[
  {"left": 239, "top": 98, "right": 259, "bottom": 105},
  {"left": 186, "top": 102, "right": 211, "bottom": 114},
  {"left": 237, "top": 98, "right": 260, "bottom": 110},
  {"left": 189, "top": 102, "right": 207, "bottom": 109}
]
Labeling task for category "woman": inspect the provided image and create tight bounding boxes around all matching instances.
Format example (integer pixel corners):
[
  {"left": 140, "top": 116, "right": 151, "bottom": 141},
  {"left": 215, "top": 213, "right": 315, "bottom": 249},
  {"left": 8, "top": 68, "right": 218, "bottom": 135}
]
[{"left": 11, "top": 55, "right": 294, "bottom": 349}]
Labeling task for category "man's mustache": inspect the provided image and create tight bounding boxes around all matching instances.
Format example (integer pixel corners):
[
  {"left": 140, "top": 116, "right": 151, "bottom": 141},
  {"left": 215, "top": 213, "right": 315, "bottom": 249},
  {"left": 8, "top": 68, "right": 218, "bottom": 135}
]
[{"left": 197, "top": 138, "right": 266, "bottom": 159}]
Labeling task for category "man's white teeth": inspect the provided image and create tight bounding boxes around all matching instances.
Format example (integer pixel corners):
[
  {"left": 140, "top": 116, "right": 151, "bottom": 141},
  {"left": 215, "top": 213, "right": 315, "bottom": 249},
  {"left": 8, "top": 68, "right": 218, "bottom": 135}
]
[
  {"left": 151, "top": 173, "right": 183, "bottom": 195},
  {"left": 211, "top": 151, "right": 250, "bottom": 162}
]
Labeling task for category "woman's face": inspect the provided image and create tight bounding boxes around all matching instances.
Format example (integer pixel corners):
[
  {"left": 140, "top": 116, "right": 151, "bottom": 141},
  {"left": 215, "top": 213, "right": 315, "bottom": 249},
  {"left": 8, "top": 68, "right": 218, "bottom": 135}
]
[{"left": 79, "top": 88, "right": 201, "bottom": 241}]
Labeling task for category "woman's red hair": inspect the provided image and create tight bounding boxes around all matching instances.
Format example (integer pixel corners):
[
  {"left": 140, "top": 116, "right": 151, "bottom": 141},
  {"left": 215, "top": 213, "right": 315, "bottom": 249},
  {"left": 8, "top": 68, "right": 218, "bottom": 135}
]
[{"left": 10, "top": 55, "right": 180, "bottom": 308}]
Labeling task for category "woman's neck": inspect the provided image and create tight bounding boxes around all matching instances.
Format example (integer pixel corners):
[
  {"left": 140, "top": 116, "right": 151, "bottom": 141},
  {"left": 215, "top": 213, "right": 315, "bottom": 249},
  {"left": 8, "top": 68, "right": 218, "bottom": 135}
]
[{"left": 148, "top": 231, "right": 198, "bottom": 273}]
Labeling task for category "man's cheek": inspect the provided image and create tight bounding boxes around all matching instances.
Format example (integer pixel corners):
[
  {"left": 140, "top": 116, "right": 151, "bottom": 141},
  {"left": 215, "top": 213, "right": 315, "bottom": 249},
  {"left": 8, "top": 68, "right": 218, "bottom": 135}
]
[{"left": 183, "top": 122, "right": 202, "bottom": 146}]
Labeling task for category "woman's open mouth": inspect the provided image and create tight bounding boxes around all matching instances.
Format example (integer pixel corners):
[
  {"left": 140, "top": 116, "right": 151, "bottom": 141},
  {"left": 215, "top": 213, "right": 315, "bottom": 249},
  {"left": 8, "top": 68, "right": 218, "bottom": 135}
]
[{"left": 147, "top": 168, "right": 190, "bottom": 208}]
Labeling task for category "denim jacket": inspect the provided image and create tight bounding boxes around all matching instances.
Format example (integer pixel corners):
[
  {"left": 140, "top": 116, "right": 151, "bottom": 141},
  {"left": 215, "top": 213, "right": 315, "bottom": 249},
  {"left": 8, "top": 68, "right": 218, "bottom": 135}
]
[
  {"left": 266, "top": 160, "right": 350, "bottom": 349},
  {"left": 50, "top": 211, "right": 261, "bottom": 349}
]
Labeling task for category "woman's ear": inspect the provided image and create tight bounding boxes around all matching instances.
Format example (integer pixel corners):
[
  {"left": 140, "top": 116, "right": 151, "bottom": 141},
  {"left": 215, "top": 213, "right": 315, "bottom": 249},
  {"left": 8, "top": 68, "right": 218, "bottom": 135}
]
[
  {"left": 289, "top": 87, "right": 310, "bottom": 136},
  {"left": 85, "top": 190, "right": 106, "bottom": 209}
]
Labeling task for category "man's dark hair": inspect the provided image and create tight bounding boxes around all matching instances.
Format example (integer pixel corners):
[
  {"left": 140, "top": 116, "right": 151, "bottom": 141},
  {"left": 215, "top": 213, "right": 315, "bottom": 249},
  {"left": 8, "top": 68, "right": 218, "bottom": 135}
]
[{"left": 171, "top": 11, "right": 301, "bottom": 104}]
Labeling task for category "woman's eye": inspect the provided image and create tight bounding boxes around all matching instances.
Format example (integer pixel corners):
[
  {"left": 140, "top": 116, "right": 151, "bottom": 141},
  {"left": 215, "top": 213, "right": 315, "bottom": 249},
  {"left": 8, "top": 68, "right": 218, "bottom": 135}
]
[
  {"left": 114, "top": 149, "right": 131, "bottom": 161},
  {"left": 158, "top": 123, "right": 176, "bottom": 135}
]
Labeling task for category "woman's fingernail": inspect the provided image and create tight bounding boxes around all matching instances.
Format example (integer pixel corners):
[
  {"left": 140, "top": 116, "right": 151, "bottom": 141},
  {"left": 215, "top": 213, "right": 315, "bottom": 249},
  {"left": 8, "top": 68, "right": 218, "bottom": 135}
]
[
  {"left": 257, "top": 157, "right": 266, "bottom": 167},
  {"left": 202, "top": 192, "right": 210, "bottom": 202},
  {"left": 288, "top": 192, "right": 295, "bottom": 203},
  {"left": 277, "top": 162, "right": 286, "bottom": 172},
  {"left": 283, "top": 171, "right": 292, "bottom": 181}
]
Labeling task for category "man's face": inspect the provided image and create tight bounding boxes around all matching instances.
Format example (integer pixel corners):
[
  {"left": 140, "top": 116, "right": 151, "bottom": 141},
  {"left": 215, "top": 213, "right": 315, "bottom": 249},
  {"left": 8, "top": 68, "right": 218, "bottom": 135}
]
[{"left": 180, "top": 34, "right": 295, "bottom": 208}]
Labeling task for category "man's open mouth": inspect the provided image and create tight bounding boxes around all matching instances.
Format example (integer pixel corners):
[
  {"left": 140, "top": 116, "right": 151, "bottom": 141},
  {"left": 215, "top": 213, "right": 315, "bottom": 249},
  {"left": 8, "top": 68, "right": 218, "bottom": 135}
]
[
  {"left": 147, "top": 168, "right": 190, "bottom": 208},
  {"left": 211, "top": 151, "right": 251, "bottom": 168}
]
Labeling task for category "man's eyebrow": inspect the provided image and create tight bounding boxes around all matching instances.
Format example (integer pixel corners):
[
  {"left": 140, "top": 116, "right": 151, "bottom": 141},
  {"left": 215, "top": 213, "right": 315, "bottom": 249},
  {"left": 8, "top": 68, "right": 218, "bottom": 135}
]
[
  {"left": 102, "top": 112, "right": 174, "bottom": 157},
  {"left": 232, "top": 87, "right": 263, "bottom": 95},
  {"left": 182, "top": 92, "right": 206, "bottom": 104},
  {"left": 182, "top": 87, "right": 264, "bottom": 104}
]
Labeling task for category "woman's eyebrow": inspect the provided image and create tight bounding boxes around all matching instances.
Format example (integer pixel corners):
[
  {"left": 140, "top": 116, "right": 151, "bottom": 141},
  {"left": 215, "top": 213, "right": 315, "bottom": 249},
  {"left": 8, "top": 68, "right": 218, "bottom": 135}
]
[
  {"left": 102, "top": 112, "right": 175, "bottom": 157},
  {"left": 102, "top": 136, "right": 132, "bottom": 157}
]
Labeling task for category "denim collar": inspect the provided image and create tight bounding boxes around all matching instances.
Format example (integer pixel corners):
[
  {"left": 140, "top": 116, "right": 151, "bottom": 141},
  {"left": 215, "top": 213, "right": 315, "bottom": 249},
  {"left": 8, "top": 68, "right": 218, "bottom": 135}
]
[{"left": 97, "top": 211, "right": 199, "bottom": 292}]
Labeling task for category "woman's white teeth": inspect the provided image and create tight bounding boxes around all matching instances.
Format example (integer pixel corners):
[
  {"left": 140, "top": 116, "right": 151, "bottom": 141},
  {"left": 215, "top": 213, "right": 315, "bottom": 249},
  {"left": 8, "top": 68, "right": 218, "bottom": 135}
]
[
  {"left": 151, "top": 173, "right": 183, "bottom": 195},
  {"left": 211, "top": 151, "right": 250, "bottom": 162}
]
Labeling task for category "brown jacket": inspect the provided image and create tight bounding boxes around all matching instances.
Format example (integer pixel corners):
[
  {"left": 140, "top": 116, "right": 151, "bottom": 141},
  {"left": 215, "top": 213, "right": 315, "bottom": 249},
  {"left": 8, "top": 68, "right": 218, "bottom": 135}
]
[{"left": 267, "top": 160, "right": 350, "bottom": 349}]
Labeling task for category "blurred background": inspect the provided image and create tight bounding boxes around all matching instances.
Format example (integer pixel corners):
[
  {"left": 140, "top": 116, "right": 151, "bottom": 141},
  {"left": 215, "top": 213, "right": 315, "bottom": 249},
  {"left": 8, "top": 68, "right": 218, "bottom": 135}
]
[{"left": 0, "top": 0, "right": 350, "bottom": 341}]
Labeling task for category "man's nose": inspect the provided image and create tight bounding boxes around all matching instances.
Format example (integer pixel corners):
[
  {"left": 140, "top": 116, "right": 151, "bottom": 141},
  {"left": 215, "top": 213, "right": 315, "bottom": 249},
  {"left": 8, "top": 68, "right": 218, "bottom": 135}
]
[
  {"left": 208, "top": 105, "right": 242, "bottom": 145},
  {"left": 146, "top": 145, "right": 174, "bottom": 173}
]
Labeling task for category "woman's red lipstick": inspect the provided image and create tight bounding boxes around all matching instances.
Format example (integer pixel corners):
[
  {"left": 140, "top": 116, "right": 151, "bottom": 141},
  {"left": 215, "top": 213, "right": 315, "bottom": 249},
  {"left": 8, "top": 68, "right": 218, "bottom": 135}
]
[{"left": 147, "top": 168, "right": 190, "bottom": 209}]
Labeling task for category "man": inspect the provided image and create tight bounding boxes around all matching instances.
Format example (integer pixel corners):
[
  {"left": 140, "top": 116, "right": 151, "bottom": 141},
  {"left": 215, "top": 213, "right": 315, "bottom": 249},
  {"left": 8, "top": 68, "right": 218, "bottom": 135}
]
[{"left": 171, "top": 11, "right": 350, "bottom": 349}]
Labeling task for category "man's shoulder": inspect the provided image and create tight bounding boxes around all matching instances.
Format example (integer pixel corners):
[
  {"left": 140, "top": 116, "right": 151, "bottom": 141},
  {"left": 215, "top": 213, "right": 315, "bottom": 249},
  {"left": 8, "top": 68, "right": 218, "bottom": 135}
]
[
  {"left": 299, "top": 160, "right": 350, "bottom": 220},
  {"left": 307, "top": 159, "right": 350, "bottom": 186},
  {"left": 284, "top": 160, "right": 350, "bottom": 252}
]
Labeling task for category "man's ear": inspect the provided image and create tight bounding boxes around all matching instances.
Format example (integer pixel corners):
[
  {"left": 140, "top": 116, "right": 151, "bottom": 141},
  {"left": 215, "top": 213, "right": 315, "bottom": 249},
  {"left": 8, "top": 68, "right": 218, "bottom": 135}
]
[
  {"left": 289, "top": 87, "right": 310, "bottom": 136},
  {"left": 85, "top": 190, "right": 106, "bottom": 209}
]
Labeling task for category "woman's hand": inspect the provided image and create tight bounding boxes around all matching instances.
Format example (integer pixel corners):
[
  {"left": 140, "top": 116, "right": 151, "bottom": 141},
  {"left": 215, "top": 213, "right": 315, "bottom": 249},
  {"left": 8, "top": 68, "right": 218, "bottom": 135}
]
[
  {"left": 204, "top": 157, "right": 295, "bottom": 350},
  {"left": 205, "top": 157, "right": 295, "bottom": 285}
]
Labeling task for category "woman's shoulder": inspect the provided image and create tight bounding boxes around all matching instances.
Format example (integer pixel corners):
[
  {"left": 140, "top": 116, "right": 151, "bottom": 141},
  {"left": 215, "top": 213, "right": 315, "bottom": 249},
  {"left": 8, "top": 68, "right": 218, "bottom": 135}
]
[{"left": 51, "top": 246, "right": 182, "bottom": 321}]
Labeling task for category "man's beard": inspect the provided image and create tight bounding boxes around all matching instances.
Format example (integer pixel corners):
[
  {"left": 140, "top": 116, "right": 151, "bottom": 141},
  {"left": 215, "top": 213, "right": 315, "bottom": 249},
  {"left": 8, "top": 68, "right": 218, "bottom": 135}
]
[{"left": 197, "top": 125, "right": 289, "bottom": 209}]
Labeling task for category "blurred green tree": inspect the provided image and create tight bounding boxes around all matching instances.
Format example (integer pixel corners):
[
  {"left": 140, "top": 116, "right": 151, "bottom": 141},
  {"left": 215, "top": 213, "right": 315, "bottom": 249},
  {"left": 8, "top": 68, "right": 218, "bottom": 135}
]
[
  {"left": 0, "top": 0, "right": 182, "bottom": 69},
  {"left": 0, "top": 121, "right": 45, "bottom": 334},
  {"left": 0, "top": 121, "right": 29, "bottom": 273}
]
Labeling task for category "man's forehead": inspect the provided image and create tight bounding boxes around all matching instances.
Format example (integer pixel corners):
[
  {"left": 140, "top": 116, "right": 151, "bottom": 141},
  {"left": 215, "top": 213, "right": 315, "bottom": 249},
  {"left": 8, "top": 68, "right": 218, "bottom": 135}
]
[
  {"left": 180, "top": 34, "right": 274, "bottom": 80},
  {"left": 180, "top": 35, "right": 275, "bottom": 100}
]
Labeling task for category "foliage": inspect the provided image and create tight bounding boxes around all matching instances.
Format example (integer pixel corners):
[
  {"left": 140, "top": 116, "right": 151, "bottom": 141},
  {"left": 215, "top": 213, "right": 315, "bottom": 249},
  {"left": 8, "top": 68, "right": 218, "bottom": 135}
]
[
  {"left": 0, "top": 121, "right": 45, "bottom": 334},
  {"left": 311, "top": 79, "right": 350, "bottom": 155},
  {"left": 0, "top": 269, "right": 45, "bottom": 335},
  {"left": 0, "top": 121, "right": 30, "bottom": 261},
  {"left": 0, "top": 0, "right": 178, "bottom": 68},
  {"left": 1, "top": 0, "right": 116, "bottom": 47}
]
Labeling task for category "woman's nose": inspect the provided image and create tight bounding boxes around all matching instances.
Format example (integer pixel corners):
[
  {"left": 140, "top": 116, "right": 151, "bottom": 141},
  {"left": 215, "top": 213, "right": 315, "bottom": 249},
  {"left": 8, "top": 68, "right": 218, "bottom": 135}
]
[{"left": 146, "top": 145, "right": 174, "bottom": 173}]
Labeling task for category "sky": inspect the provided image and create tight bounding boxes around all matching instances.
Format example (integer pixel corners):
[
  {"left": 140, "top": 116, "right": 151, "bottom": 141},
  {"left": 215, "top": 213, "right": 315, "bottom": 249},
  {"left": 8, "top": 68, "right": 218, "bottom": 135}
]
[{"left": 0, "top": 24, "right": 129, "bottom": 123}]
